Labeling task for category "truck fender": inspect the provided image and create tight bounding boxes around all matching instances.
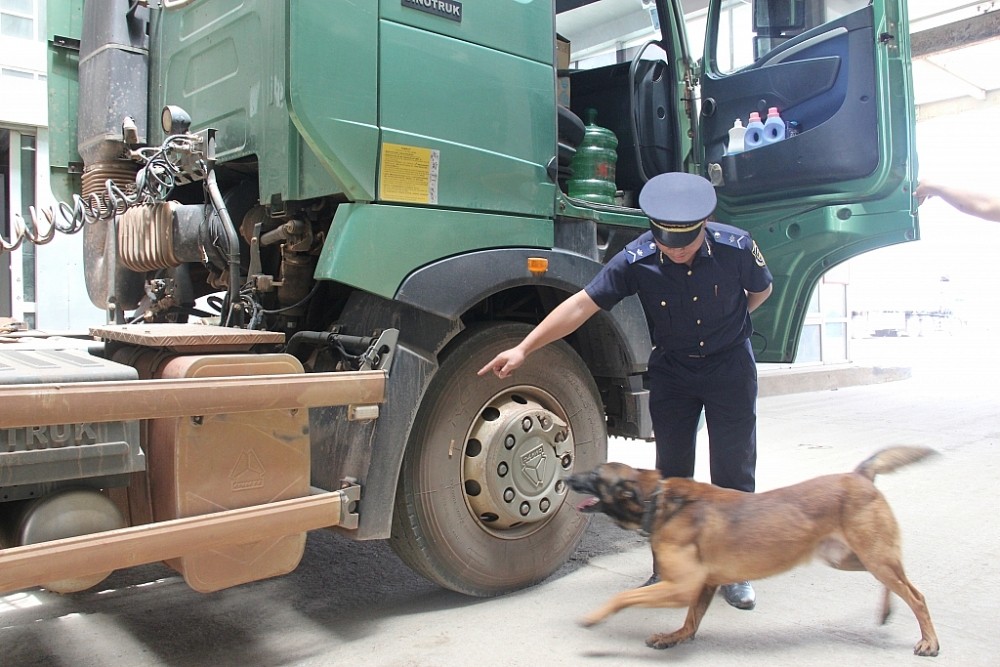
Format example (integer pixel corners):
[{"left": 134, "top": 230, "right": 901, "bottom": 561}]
[
  {"left": 317, "top": 249, "right": 652, "bottom": 540},
  {"left": 395, "top": 247, "right": 651, "bottom": 376}
]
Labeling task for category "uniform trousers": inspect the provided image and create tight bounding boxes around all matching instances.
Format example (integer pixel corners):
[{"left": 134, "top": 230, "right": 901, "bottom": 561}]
[{"left": 647, "top": 337, "right": 757, "bottom": 492}]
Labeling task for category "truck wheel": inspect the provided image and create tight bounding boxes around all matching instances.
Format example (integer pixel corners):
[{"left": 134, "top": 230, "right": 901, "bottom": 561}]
[{"left": 390, "top": 322, "right": 606, "bottom": 596}]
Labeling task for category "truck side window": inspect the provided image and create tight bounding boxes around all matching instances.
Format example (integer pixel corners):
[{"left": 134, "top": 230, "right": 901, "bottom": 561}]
[{"left": 710, "top": 0, "right": 870, "bottom": 74}]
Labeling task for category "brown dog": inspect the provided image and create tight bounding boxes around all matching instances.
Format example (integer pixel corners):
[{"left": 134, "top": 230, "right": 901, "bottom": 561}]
[{"left": 566, "top": 446, "right": 939, "bottom": 656}]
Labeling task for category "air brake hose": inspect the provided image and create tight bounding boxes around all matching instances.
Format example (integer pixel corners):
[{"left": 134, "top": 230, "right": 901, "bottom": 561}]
[{"left": 205, "top": 169, "right": 242, "bottom": 326}]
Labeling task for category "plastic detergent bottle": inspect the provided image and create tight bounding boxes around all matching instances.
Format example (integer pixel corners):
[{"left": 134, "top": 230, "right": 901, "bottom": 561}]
[
  {"left": 568, "top": 108, "right": 619, "bottom": 204},
  {"left": 763, "top": 107, "right": 786, "bottom": 144},
  {"left": 744, "top": 112, "right": 765, "bottom": 150},
  {"left": 727, "top": 119, "right": 746, "bottom": 155}
]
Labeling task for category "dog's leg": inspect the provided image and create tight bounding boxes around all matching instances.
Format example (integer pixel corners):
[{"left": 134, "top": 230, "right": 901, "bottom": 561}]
[
  {"left": 879, "top": 586, "right": 892, "bottom": 625},
  {"left": 846, "top": 499, "right": 939, "bottom": 656},
  {"left": 646, "top": 584, "right": 717, "bottom": 650},
  {"left": 580, "top": 579, "right": 704, "bottom": 628},
  {"left": 865, "top": 561, "right": 939, "bottom": 657}
]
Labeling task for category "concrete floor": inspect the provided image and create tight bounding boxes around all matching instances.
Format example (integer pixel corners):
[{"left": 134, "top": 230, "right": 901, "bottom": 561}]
[{"left": 1, "top": 332, "right": 997, "bottom": 666}]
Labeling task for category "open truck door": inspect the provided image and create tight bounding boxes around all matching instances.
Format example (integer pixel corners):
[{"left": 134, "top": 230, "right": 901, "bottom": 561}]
[
  {"left": 557, "top": 0, "right": 917, "bottom": 362},
  {"left": 694, "top": 0, "right": 918, "bottom": 361}
]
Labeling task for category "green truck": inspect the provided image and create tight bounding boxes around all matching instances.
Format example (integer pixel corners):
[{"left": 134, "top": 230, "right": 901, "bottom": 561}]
[{"left": 0, "top": 0, "right": 917, "bottom": 598}]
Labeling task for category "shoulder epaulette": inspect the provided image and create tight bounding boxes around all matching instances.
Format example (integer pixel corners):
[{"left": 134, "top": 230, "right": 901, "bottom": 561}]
[
  {"left": 623, "top": 232, "right": 658, "bottom": 265},
  {"left": 707, "top": 222, "right": 767, "bottom": 267},
  {"left": 706, "top": 221, "right": 752, "bottom": 250}
]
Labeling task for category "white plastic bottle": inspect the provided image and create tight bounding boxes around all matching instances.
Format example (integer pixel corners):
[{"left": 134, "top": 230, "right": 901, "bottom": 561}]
[
  {"left": 763, "top": 107, "right": 786, "bottom": 144},
  {"left": 727, "top": 119, "right": 746, "bottom": 155},
  {"left": 744, "top": 112, "right": 765, "bottom": 150}
]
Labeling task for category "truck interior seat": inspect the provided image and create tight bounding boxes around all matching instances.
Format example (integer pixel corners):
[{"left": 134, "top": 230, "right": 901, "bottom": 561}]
[{"left": 556, "top": 104, "right": 586, "bottom": 181}]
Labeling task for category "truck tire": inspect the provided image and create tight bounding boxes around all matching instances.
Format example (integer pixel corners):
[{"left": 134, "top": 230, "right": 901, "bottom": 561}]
[{"left": 390, "top": 322, "right": 606, "bottom": 597}]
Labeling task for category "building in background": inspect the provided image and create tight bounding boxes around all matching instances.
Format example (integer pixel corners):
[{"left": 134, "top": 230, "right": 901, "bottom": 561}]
[
  {"left": 1, "top": 0, "right": 48, "bottom": 328},
  {"left": 1, "top": 0, "right": 93, "bottom": 330}
]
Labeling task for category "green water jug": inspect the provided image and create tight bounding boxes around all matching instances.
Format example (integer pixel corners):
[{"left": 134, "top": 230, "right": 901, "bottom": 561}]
[{"left": 568, "top": 108, "right": 618, "bottom": 204}]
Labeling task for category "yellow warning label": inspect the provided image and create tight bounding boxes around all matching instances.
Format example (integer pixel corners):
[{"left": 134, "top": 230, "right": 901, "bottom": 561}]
[{"left": 380, "top": 143, "right": 440, "bottom": 204}]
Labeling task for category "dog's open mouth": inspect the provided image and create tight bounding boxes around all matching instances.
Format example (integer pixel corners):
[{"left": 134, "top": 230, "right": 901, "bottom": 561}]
[{"left": 576, "top": 496, "right": 602, "bottom": 512}]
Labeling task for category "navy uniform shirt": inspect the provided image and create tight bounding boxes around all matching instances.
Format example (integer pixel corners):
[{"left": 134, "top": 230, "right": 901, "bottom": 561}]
[{"left": 585, "top": 223, "right": 773, "bottom": 357}]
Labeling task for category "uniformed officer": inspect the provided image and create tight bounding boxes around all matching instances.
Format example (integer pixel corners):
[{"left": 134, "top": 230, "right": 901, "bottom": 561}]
[{"left": 478, "top": 172, "right": 773, "bottom": 610}]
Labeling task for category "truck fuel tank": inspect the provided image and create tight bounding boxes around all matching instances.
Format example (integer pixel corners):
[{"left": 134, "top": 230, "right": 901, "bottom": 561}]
[{"left": 147, "top": 353, "right": 311, "bottom": 593}]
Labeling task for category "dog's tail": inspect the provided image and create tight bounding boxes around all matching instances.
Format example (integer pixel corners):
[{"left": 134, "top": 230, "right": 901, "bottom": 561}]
[{"left": 854, "top": 446, "right": 938, "bottom": 481}]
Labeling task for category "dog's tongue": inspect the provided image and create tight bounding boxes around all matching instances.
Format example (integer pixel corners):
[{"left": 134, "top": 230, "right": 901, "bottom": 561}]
[{"left": 576, "top": 496, "right": 599, "bottom": 511}]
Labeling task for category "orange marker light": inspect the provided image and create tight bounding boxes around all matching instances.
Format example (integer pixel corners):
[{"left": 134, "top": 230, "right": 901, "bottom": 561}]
[{"left": 527, "top": 257, "right": 548, "bottom": 276}]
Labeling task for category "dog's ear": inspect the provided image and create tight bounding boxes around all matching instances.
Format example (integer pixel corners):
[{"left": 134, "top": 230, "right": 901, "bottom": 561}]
[
  {"left": 618, "top": 478, "right": 643, "bottom": 499},
  {"left": 604, "top": 478, "right": 650, "bottom": 529},
  {"left": 616, "top": 480, "right": 646, "bottom": 511}
]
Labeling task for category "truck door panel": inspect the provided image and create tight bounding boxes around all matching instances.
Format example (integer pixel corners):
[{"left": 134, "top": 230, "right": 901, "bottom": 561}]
[
  {"left": 697, "top": 0, "right": 917, "bottom": 362},
  {"left": 701, "top": 7, "right": 879, "bottom": 196}
]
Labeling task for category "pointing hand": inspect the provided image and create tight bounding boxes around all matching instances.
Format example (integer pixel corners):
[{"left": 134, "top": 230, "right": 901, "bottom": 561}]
[{"left": 477, "top": 348, "right": 526, "bottom": 379}]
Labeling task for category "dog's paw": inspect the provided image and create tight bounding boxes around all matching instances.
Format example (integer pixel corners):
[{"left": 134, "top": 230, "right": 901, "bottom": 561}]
[
  {"left": 578, "top": 612, "right": 603, "bottom": 628},
  {"left": 913, "top": 639, "right": 940, "bottom": 657},
  {"left": 646, "top": 630, "right": 694, "bottom": 650}
]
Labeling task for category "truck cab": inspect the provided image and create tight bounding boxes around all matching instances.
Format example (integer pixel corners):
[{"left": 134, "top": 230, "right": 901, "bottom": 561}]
[{"left": 1, "top": 0, "right": 916, "bottom": 600}]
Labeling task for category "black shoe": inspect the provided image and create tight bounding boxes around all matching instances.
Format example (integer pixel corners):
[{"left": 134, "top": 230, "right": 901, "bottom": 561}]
[
  {"left": 721, "top": 581, "right": 756, "bottom": 610},
  {"left": 642, "top": 572, "right": 660, "bottom": 587}
]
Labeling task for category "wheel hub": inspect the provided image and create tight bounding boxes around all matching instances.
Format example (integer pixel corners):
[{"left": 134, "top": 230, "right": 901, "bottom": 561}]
[{"left": 463, "top": 389, "right": 575, "bottom": 530}]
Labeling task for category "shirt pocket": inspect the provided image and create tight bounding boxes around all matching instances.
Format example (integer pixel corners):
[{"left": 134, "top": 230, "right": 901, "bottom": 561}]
[
  {"left": 701, "top": 281, "right": 735, "bottom": 324},
  {"left": 642, "top": 291, "right": 678, "bottom": 337}
]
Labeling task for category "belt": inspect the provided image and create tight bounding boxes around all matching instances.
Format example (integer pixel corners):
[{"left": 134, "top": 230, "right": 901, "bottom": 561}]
[{"left": 664, "top": 338, "right": 748, "bottom": 360}]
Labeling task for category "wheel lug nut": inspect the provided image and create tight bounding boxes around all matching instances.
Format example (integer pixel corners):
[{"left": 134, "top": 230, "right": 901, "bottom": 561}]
[
  {"left": 519, "top": 501, "right": 530, "bottom": 516},
  {"left": 555, "top": 480, "right": 565, "bottom": 493},
  {"left": 539, "top": 415, "right": 550, "bottom": 429},
  {"left": 540, "top": 498, "right": 551, "bottom": 512},
  {"left": 504, "top": 434, "right": 516, "bottom": 449},
  {"left": 504, "top": 488, "right": 515, "bottom": 502},
  {"left": 497, "top": 462, "right": 509, "bottom": 477},
  {"left": 521, "top": 417, "right": 532, "bottom": 432},
  {"left": 561, "top": 453, "right": 572, "bottom": 468}
]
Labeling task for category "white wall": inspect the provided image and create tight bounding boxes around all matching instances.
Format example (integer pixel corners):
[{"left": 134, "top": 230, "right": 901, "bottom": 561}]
[
  {"left": 0, "top": 14, "right": 48, "bottom": 126},
  {"left": 847, "top": 105, "right": 1000, "bottom": 334},
  {"left": 2, "top": 13, "right": 100, "bottom": 329}
]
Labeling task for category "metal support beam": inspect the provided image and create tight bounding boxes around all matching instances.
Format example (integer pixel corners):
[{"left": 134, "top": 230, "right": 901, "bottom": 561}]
[
  {"left": 911, "top": 11, "right": 1000, "bottom": 58},
  {"left": 917, "top": 86, "right": 1000, "bottom": 122},
  {"left": 0, "top": 489, "right": 356, "bottom": 596},
  {"left": 0, "top": 370, "right": 385, "bottom": 428}
]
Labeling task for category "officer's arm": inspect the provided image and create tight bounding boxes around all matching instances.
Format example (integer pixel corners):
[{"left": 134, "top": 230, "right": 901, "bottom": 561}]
[
  {"left": 916, "top": 180, "right": 1000, "bottom": 223},
  {"left": 746, "top": 284, "right": 772, "bottom": 313},
  {"left": 478, "top": 290, "right": 600, "bottom": 378}
]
